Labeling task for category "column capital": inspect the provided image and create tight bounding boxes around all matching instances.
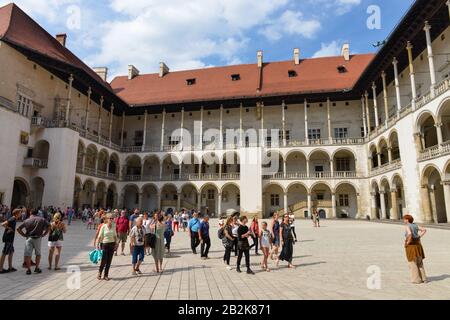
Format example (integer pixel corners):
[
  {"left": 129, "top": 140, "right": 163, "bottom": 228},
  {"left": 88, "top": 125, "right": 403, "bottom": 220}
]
[
  {"left": 110, "top": 103, "right": 114, "bottom": 111},
  {"left": 370, "top": 192, "right": 377, "bottom": 197},
  {"left": 379, "top": 191, "right": 386, "bottom": 195},
  {"left": 441, "top": 180, "right": 450, "bottom": 186},
  {"left": 406, "top": 41, "right": 413, "bottom": 51},
  {"left": 364, "top": 91, "right": 369, "bottom": 98},
  {"left": 68, "top": 74, "right": 74, "bottom": 82},
  {"left": 390, "top": 188, "right": 398, "bottom": 193},
  {"left": 87, "top": 86, "right": 92, "bottom": 96},
  {"left": 434, "top": 122, "right": 443, "bottom": 128},
  {"left": 100, "top": 96, "right": 104, "bottom": 105},
  {"left": 381, "top": 70, "right": 386, "bottom": 78},
  {"left": 423, "top": 21, "right": 431, "bottom": 32},
  {"left": 392, "top": 57, "right": 398, "bottom": 65},
  {"left": 371, "top": 82, "right": 376, "bottom": 90}
]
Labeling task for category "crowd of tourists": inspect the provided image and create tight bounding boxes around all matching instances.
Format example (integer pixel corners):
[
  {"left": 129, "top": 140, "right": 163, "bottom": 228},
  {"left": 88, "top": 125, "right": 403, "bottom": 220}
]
[{"left": 0, "top": 204, "right": 429, "bottom": 284}]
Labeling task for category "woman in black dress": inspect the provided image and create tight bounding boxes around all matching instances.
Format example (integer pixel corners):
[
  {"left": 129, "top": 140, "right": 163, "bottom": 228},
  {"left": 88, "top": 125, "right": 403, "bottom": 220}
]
[{"left": 279, "top": 214, "right": 295, "bottom": 269}]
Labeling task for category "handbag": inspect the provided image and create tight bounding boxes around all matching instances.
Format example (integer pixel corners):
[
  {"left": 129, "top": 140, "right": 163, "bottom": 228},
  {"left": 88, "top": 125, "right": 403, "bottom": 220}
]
[
  {"left": 48, "top": 226, "right": 62, "bottom": 242},
  {"left": 88, "top": 249, "right": 103, "bottom": 265},
  {"left": 147, "top": 223, "right": 157, "bottom": 249}
]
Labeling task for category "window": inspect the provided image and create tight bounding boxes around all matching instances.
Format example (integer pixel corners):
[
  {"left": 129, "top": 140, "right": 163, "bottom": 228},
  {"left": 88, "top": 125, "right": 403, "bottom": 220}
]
[
  {"left": 17, "top": 94, "right": 32, "bottom": 117},
  {"left": 361, "top": 127, "right": 365, "bottom": 138},
  {"left": 270, "top": 194, "right": 280, "bottom": 206},
  {"left": 316, "top": 194, "right": 324, "bottom": 201},
  {"left": 288, "top": 70, "right": 297, "bottom": 77},
  {"left": 337, "top": 65, "right": 347, "bottom": 73},
  {"left": 334, "top": 128, "right": 348, "bottom": 139},
  {"left": 336, "top": 158, "right": 350, "bottom": 171},
  {"left": 339, "top": 194, "right": 349, "bottom": 207},
  {"left": 308, "top": 128, "right": 321, "bottom": 140},
  {"left": 186, "top": 78, "right": 196, "bottom": 86},
  {"left": 278, "top": 130, "right": 290, "bottom": 143},
  {"left": 207, "top": 190, "right": 215, "bottom": 200},
  {"left": 168, "top": 136, "right": 180, "bottom": 146},
  {"left": 231, "top": 74, "right": 241, "bottom": 81}
]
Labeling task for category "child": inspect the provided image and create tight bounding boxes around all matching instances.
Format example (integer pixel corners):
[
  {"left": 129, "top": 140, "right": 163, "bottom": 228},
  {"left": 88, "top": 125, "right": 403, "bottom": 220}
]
[
  {"left": 130, "top": 217, "right": 146, "bottom": 275},
  {"left": 259, "top": 221, "right": 272, "bottom": 272},
  {"left": 0, "top": 209, "right": 21, "bottom": 274},
  {"left": 236, "top": 216, "right": 254, "bottom": 275},
  {"left": 87, "top": 211, "right": 94, "bottom": 230}
]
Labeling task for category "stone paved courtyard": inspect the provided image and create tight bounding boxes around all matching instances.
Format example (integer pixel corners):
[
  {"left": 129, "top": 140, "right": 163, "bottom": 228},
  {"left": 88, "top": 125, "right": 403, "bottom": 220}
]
[{"left": 0, "top": 219, "right": 449, "bottom": 300}]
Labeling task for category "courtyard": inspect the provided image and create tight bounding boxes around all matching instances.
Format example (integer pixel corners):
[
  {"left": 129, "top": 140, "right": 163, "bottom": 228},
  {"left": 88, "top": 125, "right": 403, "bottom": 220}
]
[{"left": 0, "top": 219, "right": 449, "bottom": 300}]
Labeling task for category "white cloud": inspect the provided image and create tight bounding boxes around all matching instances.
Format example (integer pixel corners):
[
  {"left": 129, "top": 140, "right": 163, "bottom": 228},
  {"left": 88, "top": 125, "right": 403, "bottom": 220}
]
[
  {"left": 262, "top": 10, "right": 321, "bottom": 41},
  {"left": 312, "top": 40, "right": 342, "bottom": 58},
  {"left": 309, "top": 0, "right": 361, "bottom": 15},
  {"left": 0, "top": 0, "right": 80, "bottom": 23}
]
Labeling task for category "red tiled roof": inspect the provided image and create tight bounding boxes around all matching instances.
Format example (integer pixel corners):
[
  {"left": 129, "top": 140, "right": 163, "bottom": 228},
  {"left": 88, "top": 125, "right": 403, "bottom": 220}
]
[
  {"left": 111, "top": 54, "right": 374, "bottom": 107},
  {"left": 0, "top": 3, "right": 111, "bottom": 90}
]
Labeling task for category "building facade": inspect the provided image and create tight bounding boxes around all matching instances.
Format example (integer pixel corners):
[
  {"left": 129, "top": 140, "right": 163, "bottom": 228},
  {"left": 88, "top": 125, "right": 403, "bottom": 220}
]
[{"left": 0, "top": 0, "right": 449, "bottom": 223}]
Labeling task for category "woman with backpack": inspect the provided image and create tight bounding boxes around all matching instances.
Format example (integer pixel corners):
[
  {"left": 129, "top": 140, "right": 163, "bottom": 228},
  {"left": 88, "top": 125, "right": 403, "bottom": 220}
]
[
  {"left": 219, "top": 217, "right": 235, "bottom": 270},
  {"left": 47, "top": 212, "right": 67, "bottom": 271}
]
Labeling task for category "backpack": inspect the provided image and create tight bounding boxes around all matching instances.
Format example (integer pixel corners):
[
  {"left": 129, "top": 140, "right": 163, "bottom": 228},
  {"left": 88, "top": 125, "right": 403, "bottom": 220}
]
[{"left": 218, "top": 227, "right": 225, "bottom": 240}]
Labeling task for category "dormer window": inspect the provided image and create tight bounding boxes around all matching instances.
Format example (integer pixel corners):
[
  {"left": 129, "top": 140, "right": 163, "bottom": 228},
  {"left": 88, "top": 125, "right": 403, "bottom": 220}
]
[
  {"left": 288, "top": 70, "right": 297, "bottom": 78},
  {"left": 231, "top": 74, "right": 241, "bottom": 81},
  {"left": 337, "top": 65, "right": 347, "bottom": 73},
  {"left": 186, "top": 78, "right": 196, "bottom": 86}
]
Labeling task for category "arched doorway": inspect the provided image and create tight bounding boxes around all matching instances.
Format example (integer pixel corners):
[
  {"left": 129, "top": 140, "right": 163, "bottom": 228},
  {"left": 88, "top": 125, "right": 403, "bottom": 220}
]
[
  {"left": 311, "top": 182, "right": 332, "bottom": 218},
  {"left": 200, "top": 183, "right": 219, "bottom": 216},
  {"left": 438, "top": 99, "right": 450, "bottom": 143},
  {"left": 30, "top": 177, "right": 45, "bottom": 209},
  {"left": 378, "top": 139, "right": 389, "bottom": 166},
  {"left": 380, "top": 179, "right": 391, "bottom": 219},
  {"left": 391, "top": 175, "right": 405, "bottom": 220},
  {"left": 73, "top": 177, "right": 82, "bottom": 209},
  {"left": 161, "top": 184, "right": 178, "bottom": 211},
  {"left": 108, "top": 153, "right": 120, "bottom": 177},
  {"left": 309, "top": 150, "right": 331, "bottom": 178},
  {"left": 286, "top": 183, "right": 308, "bottom": 218},
  {"left": 369, "top": 144, "right": 378, "bottom": 169},
  {"left": 123, "top": 184, "right": 140, "bottom": 211},
  {"left": 180, "top": 183, "right": 199, "bottom": 211},
  {"left": 96, "top": 182, "right": 107, "bottom": 208},
  {"left": 106, "top": 184, "right": 117, "bottom": 209},
  {"left": 422, "top": 166, "right": 447, "bottom": 223},
  {"left": 143, "top": 155, "right": 161, "bottom": 180},
  {"left": 332, "top": 149, "right": 356, "bottom": 176},
  {"left": 33, "top": 140, "right": 50, "bottom": 165},
  {"left": 221, "top": 183, "right": 240, "bottom": 216},
  {"left": 81, "top": 180, "right": 95, "bottom": 208},
  {"left": 285, "top": 151, "right": 307, "bottom": 178},
  {"left": 142, "top": 184, "right": 159, "bottom": 212},
  {"left": 389, "top": 131, "right": 401, "bottom": 161},
  {"left": 263, "top": 183, "right": 284, "bottom": 218},
  {"left": 417, "top": 112, "right": 438, "bottom": 150},
  {"left": 76, "top": 140, "right": 85, "bottom": 170},
  {"left": 11, "top": 178, "right": 29, "bottom": 208},
  {"left": 335, "top": 182, "right": 358, "bottom": 218}
]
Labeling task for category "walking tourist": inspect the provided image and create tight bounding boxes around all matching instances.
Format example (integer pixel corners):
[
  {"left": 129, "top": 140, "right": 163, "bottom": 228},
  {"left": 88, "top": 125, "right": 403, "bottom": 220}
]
[
  {"left": 93, "top": 210, "right": 101, "bottom": 229},
  {"left": 152, "top": 213, "right": 166, "bottom": 273},
  {"left": 47, "top": 212, "right": 67, "bottom": 271},
  {"left": 403, "top": 214, "right": 427, "bottom": 284},
  {"left": 182, "top": 210, "right": 188, "bottom": 232},
  {"left": 289, "top": 211, "right": 298, "bottom": 242},
  {"left": 312, "top": 209, "right": 320, "bottom": 228},
  {"left": 0, "top": 209, "right": 21, "bottom": 274},
  {"left": 199, "top": 215, "right": 211, "bottom": 260},
  {"left": 221, "top": 217, "right": 234, "bottom": 270},
  {"left": 115, "top": 210, "right": 129, "bottom": 256},
  {"left": 236, "top": 216, "right": 254, "bottom": 274},
  {"left": 143, "top": 212, "right": 152, "bottom": 255},
  {"left": 231, "top": 215, "right": 240, "bottom": 257},
  {"left": 17, "top": 209, "right": 50, "bottom": 275},
  {"left": 259, "top": 221, "right": 272, "bottom": 272},
  {"left": 188, "top": 212, "right": 201, "bottom": 254},
  {"left": 173, "top": 211, "right": 180, "bottom": 232},
  {"left": 278, "top": 214, "right": 295, "bottom": 269},
  {"left": 270, "top": 213, "right": 280, "bottom": 263},
  {"left": 95, "top": 213, "right": 117, "bottom": 281},
  {"left": 164, "top": 215, "right": 174, "bottom": 254},
  {"left": 249, "top": 216, "right": 260, "bottom": 255},
  {"left": 130, "top": 217, "right": 146, "bottom": 275}
]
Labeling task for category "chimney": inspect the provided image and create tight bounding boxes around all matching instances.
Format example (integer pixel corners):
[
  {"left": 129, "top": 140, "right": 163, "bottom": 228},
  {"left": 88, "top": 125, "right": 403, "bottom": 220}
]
[
  {"left": 128, "top": 65, "right": 140, "bottom": 80},
  {"left": 159, "top": 62, "right": 170, "bottom": 78},
  {"left": 257, "top": 50, "right": 263, "bottom": 68},
  {"left": 294, "top": 48, "right": 300, "bottom": 65},
  {"left": 341, "top": 43, "right": 350, "bottom": 61},
  {"left": 93, "top": 67, "right": 108, "bottom": 82},
  {"left": 55, "top": 33, "right": 67, "bottom": 47}
]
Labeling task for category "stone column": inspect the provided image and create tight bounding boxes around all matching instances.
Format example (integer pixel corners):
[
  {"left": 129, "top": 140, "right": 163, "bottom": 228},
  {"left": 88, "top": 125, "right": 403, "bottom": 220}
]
[
  {"left": 200, "top": 106, "right": 204, "bottom": 150},
  {"left": 156, "top": 193, "right": 161, "bottom": 210},
  {"left": 377, "top": 152, "right": 382, "bottom": 167},
  {"left": 406, "top": 41, "right": 418, "bottom": 109},
  {"left": 260, "top": 102, "right": 265, "bottom": 147},
  {"left": 306, "top": 160, "right": 310, "bottom": 177},
  {"left": 239, "top": 103, "right": 243, "bottom": 147},
  {"left": 390, "top": 189, "right": 399, "bottom": 220},
  {"left": 98, "top": 96, "right": 104, "bottom": 140},
  {"left": 387, "top": 147, "right": 393, "bottom": 163},
  {"left": 198, "top": 192, "right": 202, "bottom": 212},
  {"left": 392, "top": 57, "right": 402, "bottom": 115},
  {"left": 435, "top": 123, "right": 444, "bottom": 146},
  {"left": 119, "top": 193, "right": 125, "bottom": 209},
  {"left": 365, "top": 91, "right": 371, "bottom": 132},
  {"left": 381, "top": 71, "right": 389, "bottom": 126},
  {"left": 304, "top": 99, "right": 309, "bottom": 145},
  {"left": 420, "top": 185, "right": 433, "bottom": 223},
  {"left": 81, "top": 152, "right": 86, "bottom": 172},
  {"left": 177, "top": 193, "right": 182, "bottom": 211},
  {"left": 219, "top": 105, "right": 223, "bottom": 149},
  {"left": 217, "top": 192, "right": 222, "bottom": 217},
  {"left": 161, "top": 109, "right": 166, "bottom": 151},
  {"left": 380, "top": 191, "right": 387, "bottom": 219},
  {"left": 102, "top": 192, "right": 107, "bottom": 209},
  {"left": 138, "top": 193, "right": 143, "bottom": 211},
  {"left": 142, "top": 110, "right": 148, "bottom": 151},
  {"left": 85, "top": 87, "right": 91, "bottom": 130},
  {"left": 65, "top": 74, "right": 74, "bottom": 126},
  {"left": 327, "top": 98, "right": 332, "bottom": 141},
  {"left": 159, "top": 164, "right": 163, "bottom": 180},
  {"left": 91, "top": 189, "right": 97, "bottom": 208},
  {"left": 442, "top": 181, "right": 450, "bottom": 223},
  {"left": 361, "top": 96, "right": 368, "bottom": 137},
  {"left": 429, "top": 186, "right": 438, "bottom": 223},
  {"left": 282, "top": 100, "right": 287, "bottom": 147},
  {"left": 372, "top": 83, "right": 379, "bottom": 128},
  {"left": 180, "top": 107, "right": 185, "bottom": 150},
  {"left": 424, "top": 21, "right": 437, "bottom": 96},
  {"left": 307, "top": 193, "right": 312, "bottom": 218},
  {"left": 283, "top": 159, "right": 287, "bottom": 179},
  {"left": 120, "top": 112, "right": 125, "bottom": 147},
  {"left": 370, "top": 192, "right": 378, "bottom": 219},
  {"left": 331, "top": 193, "right": 337, "bottom": 218},
  {"left": 330, "top": 160, "right": 334, "bottom": 176},
  {"left": 356, "top": 193, "right": 362, "bottom": 219},
  {"left": 284, "top": 192, "right": 288, "bottom": 214},
  {"left": 447, "top": 0, "right": 450, "bottom": 19},
  {"left": 109, "top": 104, "right": 114, "bottom": 143}
]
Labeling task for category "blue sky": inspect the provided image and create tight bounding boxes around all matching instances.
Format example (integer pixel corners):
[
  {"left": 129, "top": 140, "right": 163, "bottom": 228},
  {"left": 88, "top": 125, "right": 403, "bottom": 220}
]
[{"left": 1, "top": 0, "right": 415, "bottom": 80}]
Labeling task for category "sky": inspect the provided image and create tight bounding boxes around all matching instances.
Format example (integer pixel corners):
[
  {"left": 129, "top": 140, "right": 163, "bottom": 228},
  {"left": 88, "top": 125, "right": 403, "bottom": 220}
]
[{"left": 0, "top": 0, "right": 415, "bottom": 80}]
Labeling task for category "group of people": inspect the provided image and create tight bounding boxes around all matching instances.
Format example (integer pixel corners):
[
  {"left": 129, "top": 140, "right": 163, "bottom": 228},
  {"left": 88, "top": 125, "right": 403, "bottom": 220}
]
[{"left": 0, "top": 203, "right": 429, "bottom": 285}]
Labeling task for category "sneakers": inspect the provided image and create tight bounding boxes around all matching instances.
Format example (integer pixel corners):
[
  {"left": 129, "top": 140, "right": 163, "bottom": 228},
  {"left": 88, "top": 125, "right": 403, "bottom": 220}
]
[
  {"left": 34, "top": 268, "right": 42, "bottom": 274},
  {"left": 26, "top": 269, "right": 32, "bottom": 275},
  {"left": 246, "top": 269, "right": 255, "bottom": 275},
  {"left": 0, "top": 269, "right": 9, "bottom": 274},
  {"left": 226, "top": 266, "right": 233, "bottom": 271}
]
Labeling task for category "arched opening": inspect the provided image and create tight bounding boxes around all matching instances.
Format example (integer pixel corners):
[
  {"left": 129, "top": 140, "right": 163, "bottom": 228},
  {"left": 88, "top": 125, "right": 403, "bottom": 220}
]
[
  {"left": 371, "top": 182, "right": 381, "bottom": 219},
  {"left": 286, "top": 183, "right": 308, "bottom": 218},
  {"left": 85, "top": 145, "right": 98, "bottom": 171},
  {"left": 422, "top": 166, "right": 447, "bottom": 223},
  {"left": 263, "top": 183, "right": 284, "bottom": 218},
  {"left": 76, "top": 141, "right": 85, "bottom": 171},
  {"left": 143, "top": 155, "right": 161, "bottom": 180},
  {"left": 30, "top": 177, "right": 45, "bottom": 209},
  {"left": 180, "top": 183, "right": 199, "bottom": 211},
  {"left": 378, "top": 140, "right": 389, "bottom": 166},
  {"left": 285, "top": 151, "right": 307, "bottom": 178},
  {"left": 262, "top": 151, "right": 283, "bottom": 177},
  {"left": 108, "top": 153, "right": 119, "bottom": 176},
  {"left": 389, "top": 131, "right": 401, "bottom": 161},
  {"left": 438, "top": 100, "right": 450, "bottom": 143},
  {"left": 81, "top": 180, "right": 95, "bottom": 208},
  {"left": 33, "top": 140, "right": 50, "bottom": 161},
  {"left": 417, "top": 112, "right": 438, "bottom": 150},
  {"left": 311, "top": 183, "right": 332, "bottom": 219},
  {"left": 380, "top": 179, "right": 392, "bottom": 219},
  {"left": 96, "top": 182, "right": 107, "bottom": 208},
  {"left": 369, "top": 144, "right": 378, "bottom": 169},
  {"left": 106, "top": 184, "right": 117, "bottom": 209},
  {"left": 11, "top": 178, "right": 29, "bottom": 208},
  {"left": 181, "top": 153, "right": 201, "bottom": 178},
  {"left": 162, "top": 155, "right": 180, "bottom": 180},
  {"left": 123, "top": 184, "right": 140, "bottom": 211},
  {"left": 309, "top": 150, "right": 331, "bottom": 178},
  {"left": 142, "top": 184, "right": 159, "bottom": 212},
  {"left": 125, "top": 155, "right": 142, "bottom": 178},
  {"left": 221, "top": 183, "right": 240, "bottom": 216},
  {"left": 97, "top": 150, "right": 109, "bottom": 175},
  {"left": 222, "top": 152, "right": 240, "bottom": 179},
  {"left": 333, "top": 149, "right": 356, "bottom": 176},
  {"left": 201, "top": 152, "right": 220, "bottom": 178},
  {"left": 161, "top": 184, "right": 178, "bottom": 211},
  {"left": 200, "top": 183, "right": 219, "bottom": 216},
  {"left": 335, "top": 183, "right": 358, "bottom": 218},
  {"left": 73, "top": 177, "right": 82, "bottom": 209},
  {"left": 391, "top": 175, "right": 406, "bottom": 220}
]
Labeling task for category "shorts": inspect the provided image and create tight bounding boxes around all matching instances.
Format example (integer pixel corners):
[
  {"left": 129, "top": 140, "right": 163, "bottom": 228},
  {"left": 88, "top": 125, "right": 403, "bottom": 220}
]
[
  {"left": 48, "top": 241, "right": 63, "bottom": 248},
  {"left": 118, "top": 233, "right": 128, "bottom": 243},
  {"left": 273, "top": 235, "right": 280, "bottom": 247},
  {"left": 132, "top": 245, "right": 145, "bottom": 264},
  {"left": 2, "top": 242, "right": 14, "bottom": 255},
  {"left": 24, "top": 237, "right": 42, "bottom": 257}
]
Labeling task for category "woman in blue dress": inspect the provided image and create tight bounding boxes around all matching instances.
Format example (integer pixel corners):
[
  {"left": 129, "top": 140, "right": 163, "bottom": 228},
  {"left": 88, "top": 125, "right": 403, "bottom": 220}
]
[{"left": 270, "top": 212, "right": 280, "bottom": 263}]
